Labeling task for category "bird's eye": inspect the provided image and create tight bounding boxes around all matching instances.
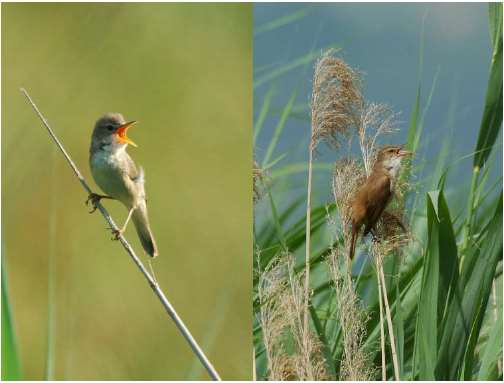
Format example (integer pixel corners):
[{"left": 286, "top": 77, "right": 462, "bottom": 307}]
[{"left": 106, "top": 125, "right": 114, "bottom": 131}]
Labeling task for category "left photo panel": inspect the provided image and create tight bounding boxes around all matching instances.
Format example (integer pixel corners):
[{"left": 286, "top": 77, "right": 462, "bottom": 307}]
[{"left": 2, "top": 3, "right": 252, "bottom": 380}]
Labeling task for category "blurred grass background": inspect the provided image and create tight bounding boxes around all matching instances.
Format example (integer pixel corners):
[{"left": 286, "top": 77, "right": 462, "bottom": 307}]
[{"left": 2, "top": 3, "right": 251, "bottom": 380}]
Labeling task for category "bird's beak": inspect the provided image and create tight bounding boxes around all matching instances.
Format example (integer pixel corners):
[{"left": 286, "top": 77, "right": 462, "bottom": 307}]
[
  {"left": 398, "top": 149, "right": 413, "bottom": 157},
  {"left": 114, "top": 121, "right": 137, "bottom": 147}
]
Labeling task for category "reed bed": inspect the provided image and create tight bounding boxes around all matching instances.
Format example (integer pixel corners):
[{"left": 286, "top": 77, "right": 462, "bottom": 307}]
[{"left": 253, "top": 4, "right": 502, "bottom": 380}]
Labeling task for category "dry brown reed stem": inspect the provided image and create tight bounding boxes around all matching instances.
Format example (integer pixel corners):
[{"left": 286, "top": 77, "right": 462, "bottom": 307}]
[
  {"left": 368, "top": 218, "right": 407, "bottom": 382},
  {"left": 21, "top": 88, "right": 221, "bottom": 381},
  {"left": 253, "top": 347, "right": 257, "bottom": 381},
  {"left": 306, "top": 51, "right": 364, "bottom": 356},
  {"left": 378, "top": 258, "right": 400, "bottom": 380},
  {"left": 303, "top": 147, "right": 314, "bottom": 362},
  {"left": 368, "top": 203, "right": 409, "bottom": 382},
  {"left": 370, "top": 240, "right": 403, "bottom": 381},
  {"left": 376, "top": 257, "right": 387, "bottom": 381}
]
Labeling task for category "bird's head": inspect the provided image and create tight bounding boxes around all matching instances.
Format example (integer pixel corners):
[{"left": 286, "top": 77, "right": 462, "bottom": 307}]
[
  {"left": 91, "top": 113, "right": 137, "bottom": 152},
  {"left": 374, "top": 145, "right": 413, "bottom": 178}
]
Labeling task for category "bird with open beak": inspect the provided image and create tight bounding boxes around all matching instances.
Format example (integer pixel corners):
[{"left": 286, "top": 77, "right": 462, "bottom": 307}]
[
  {"left": 349, "top": 145, "right": 413, "bottom": 260},
  {"left": 88, "top": 113, "right": 158, "bottom": 258}
]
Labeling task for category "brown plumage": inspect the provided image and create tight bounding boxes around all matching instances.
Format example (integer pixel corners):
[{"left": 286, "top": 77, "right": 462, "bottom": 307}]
[{"left": 349, "top": 145, "right": 412, "bottom": 260}]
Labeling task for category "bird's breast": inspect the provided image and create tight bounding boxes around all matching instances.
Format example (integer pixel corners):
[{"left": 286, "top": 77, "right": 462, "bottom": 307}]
[{"left": 90, "top": 150, "right": 134, "bottom": 205}]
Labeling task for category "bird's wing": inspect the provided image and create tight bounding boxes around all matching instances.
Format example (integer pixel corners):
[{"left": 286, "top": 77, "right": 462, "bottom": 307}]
[
  {"left": 364, "top": 174, "right": 392, "bottom": 235},
  {"left": 120, "top": 152, "right": 147, "bottom": 200},
  {"left": 122, "top": 152, "right": 140, "bottom": 182}
]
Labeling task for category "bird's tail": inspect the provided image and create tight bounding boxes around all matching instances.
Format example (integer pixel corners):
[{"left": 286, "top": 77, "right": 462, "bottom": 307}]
[{"left": 132, "top": 202, "right": 158, "bottom": 258}]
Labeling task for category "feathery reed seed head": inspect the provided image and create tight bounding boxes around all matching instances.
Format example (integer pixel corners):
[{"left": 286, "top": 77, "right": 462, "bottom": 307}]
[{"left": 311, "top": 50, "right": 363, "bottom": 150}]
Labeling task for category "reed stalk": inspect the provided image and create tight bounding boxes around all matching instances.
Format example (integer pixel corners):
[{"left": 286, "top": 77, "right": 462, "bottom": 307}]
[
  {"left": 378, "top": 264, "right": 400, "bottom": 380},
  {"left": 375, "top": 256, "right": 387, "bottom": 381},
  {"left": 303, "top": 143, "right": 314, "bottom": 359}
]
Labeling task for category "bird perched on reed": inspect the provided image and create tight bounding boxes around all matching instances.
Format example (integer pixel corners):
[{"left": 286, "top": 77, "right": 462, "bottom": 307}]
[
  {"left": 87, "top": 113, "right": 158, "bottom": 258},
  {"left": 349, "top": 145, "right": 412, "bottom": 259}
]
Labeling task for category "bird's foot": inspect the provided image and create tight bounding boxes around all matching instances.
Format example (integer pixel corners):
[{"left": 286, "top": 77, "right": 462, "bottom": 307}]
[
  {"left": 371, "top": 235, "right": 381, "bottom": 244},
  {"left": 85, "top": 193, "right": 111, "bottom": 213},
  {"left": 108, "top": 227, "right": 123, "bottom": 241}
]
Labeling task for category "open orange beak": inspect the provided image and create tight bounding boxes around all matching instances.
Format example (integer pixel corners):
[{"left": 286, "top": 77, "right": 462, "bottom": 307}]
[
  {"left": 398, "top": 149, "right": 413, "bottom": 157},
  {"left": 114, "top": 121, "right": 137, "bottom": 147}
]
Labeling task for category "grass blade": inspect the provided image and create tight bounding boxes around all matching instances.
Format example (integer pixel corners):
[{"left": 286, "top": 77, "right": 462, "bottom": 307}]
[
  {"left": 413, "top": 191, "right": 441, "bottom": 380},
  {"left": 254, "top": 8, "right": 310, "bottom": 36},
  {"left": 261, "top": 90, "right": 297, "bottom": 167},
  {"left": 1, "top": 258, "right": 22, "bottom": 380},
  {"left": 473, "top": 3, "right": 502, "bottom": 168},
  {"left": 477, "top": 301, "right": 503, "bottom": 380},
  {"left": 436, "top": 192, "right": 502, "bottom": 380},
  {"left": 253, "top": 86, "right": 275, "bottom": 144}
]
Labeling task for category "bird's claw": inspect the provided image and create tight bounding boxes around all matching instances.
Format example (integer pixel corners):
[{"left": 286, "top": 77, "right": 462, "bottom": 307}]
[
  {"left": 108, "top": 227, "right": 123, "bottom": 241},
  {"left": 371, "top": 236, "right": 381, "bottom": 244},
  {"left": 85, "top": 193, "right": 102, "bottom": 214}
]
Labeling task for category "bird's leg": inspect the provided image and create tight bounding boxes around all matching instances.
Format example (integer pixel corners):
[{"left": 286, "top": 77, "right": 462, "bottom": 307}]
[
  {"left": 110, "top": 207, "right": 135, "bottom": 240},
  {"left": 86, "top": 193, "right": 114, "bottom": 213}
]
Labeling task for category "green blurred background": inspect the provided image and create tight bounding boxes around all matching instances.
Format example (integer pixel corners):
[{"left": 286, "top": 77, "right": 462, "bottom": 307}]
[{"left": 2, "top": 3, "right": 251, "bottom": 380}]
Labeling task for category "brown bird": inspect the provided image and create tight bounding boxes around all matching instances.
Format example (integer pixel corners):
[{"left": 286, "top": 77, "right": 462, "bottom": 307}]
[{"left": 349, "top": 145, "right": 412, "bottom": 259}]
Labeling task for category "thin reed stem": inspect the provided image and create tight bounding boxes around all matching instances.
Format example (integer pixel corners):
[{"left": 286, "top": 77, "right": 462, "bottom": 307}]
[
  {"left": 20, "top": 88, "right": 221, "bottom": 381},
  {"left": 252, "top": 347, "right": 256, "bottom": 381},
  {"left": 303, "top": 144, "right": 314, "bottom": 363},
  {"left": 375, "top": 257, "right": 387, "bottom": 381},
  {"left": 378, "top": 264, "right": 400, "bottom": 380}
]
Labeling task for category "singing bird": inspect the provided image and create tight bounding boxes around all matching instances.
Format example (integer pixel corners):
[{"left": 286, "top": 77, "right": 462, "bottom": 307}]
[
  {"left": 88, "top": 113, "right": 158, "bottom": 258},
  {"left": 349, "top": 145, "right": 412, "bottom": 260}
]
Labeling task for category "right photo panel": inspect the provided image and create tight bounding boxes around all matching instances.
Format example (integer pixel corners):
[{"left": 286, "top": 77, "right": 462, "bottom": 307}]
[{"left": 253, "top": 3, "right": 503, "bottom": 381}]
